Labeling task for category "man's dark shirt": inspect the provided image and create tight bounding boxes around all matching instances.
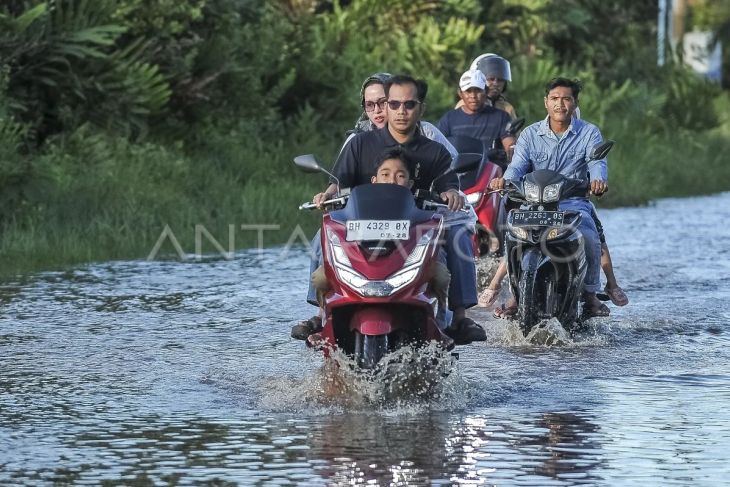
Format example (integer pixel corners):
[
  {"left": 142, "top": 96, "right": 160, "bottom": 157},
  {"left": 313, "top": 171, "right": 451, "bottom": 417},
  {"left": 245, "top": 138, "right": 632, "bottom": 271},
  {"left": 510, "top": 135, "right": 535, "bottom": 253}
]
[
  {"left": 437, "top": 105, "right": 511, "bottom": 149},
  {"left": 332, "top": 127, "right": 459, "bottom": 193}
]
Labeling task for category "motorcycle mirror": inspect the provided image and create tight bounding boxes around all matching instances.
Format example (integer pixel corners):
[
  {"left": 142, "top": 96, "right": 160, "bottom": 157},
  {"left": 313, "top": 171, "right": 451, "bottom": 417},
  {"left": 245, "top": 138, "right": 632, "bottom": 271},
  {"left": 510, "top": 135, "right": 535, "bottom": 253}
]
[
  {"left": 293, "top": 154, "right": 324, "bottom": 173},
  {"left": 589, "top": 140, "right": 614, "bottom": 161},
  {"left": 293, "top": 154, "right": 341, "bottom": 193},
  {"left": 506, "top": 117, "right": 525, "bottom": 135}
]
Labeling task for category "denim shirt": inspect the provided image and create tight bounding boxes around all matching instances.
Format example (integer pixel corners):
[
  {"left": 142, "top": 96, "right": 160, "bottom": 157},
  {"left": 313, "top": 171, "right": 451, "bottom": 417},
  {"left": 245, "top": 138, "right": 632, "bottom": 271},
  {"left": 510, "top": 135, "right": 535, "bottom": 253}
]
[{"left": 504, "top": 116, "right": 608, "bottom": 183}]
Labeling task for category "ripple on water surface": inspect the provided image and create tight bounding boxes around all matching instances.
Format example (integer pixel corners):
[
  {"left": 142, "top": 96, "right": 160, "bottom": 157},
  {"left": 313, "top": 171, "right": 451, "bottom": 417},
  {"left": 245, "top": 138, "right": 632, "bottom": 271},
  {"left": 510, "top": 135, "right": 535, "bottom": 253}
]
[{"left": 2, "top": 193, "right": 730, "bottom": 484}]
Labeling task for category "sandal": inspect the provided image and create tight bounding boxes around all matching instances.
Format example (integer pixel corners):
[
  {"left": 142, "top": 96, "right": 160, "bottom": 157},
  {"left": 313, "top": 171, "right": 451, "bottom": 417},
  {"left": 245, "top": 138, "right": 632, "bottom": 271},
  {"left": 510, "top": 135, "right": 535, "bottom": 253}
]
[
  {"left": 582, "top": 303, "right": 610, "bottom": 319},
  {"left": 478, "top": 287, "right": 501, "bottom": 309},
  {"left": 604, "top": 285, "right": 629, "bottom": 307},
  {"left": 493, "top": 302, "right": 518, "bottom": 319}
]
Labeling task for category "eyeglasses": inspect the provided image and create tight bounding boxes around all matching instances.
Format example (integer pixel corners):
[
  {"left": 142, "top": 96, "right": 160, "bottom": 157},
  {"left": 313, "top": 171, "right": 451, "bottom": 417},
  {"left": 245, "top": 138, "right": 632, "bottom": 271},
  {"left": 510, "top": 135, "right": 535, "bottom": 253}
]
[
  {"left": 364, "top": 99, "right": 387, "bottom": 112},
  {"left": 387, "top": 99, "right": 421, "bottom": 111}
]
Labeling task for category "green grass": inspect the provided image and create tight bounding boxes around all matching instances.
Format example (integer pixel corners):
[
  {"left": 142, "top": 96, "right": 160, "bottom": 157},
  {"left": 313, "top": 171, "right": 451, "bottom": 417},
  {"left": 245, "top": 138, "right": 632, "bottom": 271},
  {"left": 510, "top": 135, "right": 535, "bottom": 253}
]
[
  {"left": 0, "top": 123, "right": 336, "bottom": 277},
  {"left": 2, "top": 103, "right": 730, "bottom": 277}
]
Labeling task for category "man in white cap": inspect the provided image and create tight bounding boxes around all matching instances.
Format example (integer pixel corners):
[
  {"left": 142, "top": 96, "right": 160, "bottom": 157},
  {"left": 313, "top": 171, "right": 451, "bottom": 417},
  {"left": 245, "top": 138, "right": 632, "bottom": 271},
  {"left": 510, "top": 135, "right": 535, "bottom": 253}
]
[{"left": 437, "top": 69, "right": 516, "bottom": 156}]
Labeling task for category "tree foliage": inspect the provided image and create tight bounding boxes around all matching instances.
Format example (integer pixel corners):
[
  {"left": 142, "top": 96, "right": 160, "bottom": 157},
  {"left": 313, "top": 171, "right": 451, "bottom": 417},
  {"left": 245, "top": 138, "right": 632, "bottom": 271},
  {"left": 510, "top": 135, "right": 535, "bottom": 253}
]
[
  {"left": 0, "top": 0, "right": 728, "bottom": 227},
  {"left": 1, "top": 0, "right": 170, "bottom": 142}
]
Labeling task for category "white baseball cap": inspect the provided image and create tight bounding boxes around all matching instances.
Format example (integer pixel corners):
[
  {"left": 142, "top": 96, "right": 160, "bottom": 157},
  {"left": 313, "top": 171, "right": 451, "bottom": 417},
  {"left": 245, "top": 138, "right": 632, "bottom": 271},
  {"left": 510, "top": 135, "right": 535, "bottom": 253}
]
[{"left": 459, "top": 69, "right": 486, "bottom": 91}]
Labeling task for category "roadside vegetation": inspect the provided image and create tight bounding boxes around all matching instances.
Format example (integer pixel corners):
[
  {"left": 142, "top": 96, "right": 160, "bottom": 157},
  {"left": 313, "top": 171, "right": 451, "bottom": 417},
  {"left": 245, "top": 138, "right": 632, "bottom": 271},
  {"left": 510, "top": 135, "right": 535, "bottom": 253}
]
[{"left": 1, "top": 0, "right": 729, "bottom": 275}]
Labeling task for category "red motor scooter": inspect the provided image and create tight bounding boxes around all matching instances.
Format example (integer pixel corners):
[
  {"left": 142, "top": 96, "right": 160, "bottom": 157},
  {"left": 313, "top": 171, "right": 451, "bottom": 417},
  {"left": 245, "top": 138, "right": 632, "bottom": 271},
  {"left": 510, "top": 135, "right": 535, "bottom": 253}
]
[
  {"left": 448, "top": 118, "right": 525, "bottom": 257},
  {"left": 294, "top": 154, "right": 478, "bottom": 370}
]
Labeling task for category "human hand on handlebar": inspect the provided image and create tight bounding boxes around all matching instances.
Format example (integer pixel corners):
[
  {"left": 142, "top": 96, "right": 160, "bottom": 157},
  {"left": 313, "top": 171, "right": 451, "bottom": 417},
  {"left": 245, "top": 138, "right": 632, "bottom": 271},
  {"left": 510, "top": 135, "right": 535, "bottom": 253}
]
[
  {"left": 590, "top": 180, "right": 608, "bottom": 196},
  {"left": 312, "top": 183, "right": 339, "bottom": 208},
  {"left": 489, "top": 177, "right": 505, "bottom": 190},
  {"left": 439, "top": 189, "right": 464, "bottom": 212},
  {"left": 312, "top": 191, "right": 333, "bottom": 208}
]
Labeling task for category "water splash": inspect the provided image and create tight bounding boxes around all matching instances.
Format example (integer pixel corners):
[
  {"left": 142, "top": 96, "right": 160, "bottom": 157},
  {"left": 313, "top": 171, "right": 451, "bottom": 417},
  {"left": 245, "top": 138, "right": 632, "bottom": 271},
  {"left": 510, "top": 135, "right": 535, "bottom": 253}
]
[
  {"left": 254, "top": 343, "right": 468, "bottom": 413},
  {"left": 477, "top": 311, "right": 618, "bottom": 348}
]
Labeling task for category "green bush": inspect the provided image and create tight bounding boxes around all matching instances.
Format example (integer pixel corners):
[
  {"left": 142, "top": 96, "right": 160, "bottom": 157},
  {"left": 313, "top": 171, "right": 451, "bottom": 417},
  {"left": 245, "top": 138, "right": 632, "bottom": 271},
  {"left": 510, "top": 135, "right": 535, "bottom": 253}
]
[{"left": 1, "top": 0, "right": 729, "bottom": 275}]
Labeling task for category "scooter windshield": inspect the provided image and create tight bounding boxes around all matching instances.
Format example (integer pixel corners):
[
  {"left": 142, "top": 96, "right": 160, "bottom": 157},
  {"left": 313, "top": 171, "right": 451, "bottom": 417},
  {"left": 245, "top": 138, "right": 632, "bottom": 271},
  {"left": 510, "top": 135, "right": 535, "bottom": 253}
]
[{"left": 330, "top": 184, "right": 435, "bottom": 225}]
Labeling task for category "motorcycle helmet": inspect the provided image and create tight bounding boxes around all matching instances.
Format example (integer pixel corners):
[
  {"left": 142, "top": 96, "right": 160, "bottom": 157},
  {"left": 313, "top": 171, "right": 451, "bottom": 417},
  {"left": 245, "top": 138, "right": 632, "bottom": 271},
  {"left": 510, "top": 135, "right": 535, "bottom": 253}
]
[
  {"left": 360, "top": 72, "right": 392, "bottom": 108},
  {"left": 470, "top": 54, "right": 512, "bottom": 93}
]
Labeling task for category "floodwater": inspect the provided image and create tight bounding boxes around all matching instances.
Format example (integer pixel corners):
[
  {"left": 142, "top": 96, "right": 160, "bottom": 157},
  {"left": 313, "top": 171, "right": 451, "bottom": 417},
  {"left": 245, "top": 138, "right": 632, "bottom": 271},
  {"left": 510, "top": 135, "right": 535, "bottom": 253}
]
[{"left": 1, "top": 193, "right": 730, "bottom": 486}]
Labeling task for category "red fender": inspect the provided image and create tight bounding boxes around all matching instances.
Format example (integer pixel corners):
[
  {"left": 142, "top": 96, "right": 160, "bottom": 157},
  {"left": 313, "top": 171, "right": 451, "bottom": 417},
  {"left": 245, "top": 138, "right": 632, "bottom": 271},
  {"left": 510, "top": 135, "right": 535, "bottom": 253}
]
[{"left": 349, "top": 307, "right": 395, "bottom": 336}]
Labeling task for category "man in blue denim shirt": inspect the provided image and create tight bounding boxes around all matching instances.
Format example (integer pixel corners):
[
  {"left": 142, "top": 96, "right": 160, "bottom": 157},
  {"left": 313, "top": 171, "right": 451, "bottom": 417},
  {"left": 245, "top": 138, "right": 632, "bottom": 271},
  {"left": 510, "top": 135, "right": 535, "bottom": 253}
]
[{"left": 490, "top": 77, "right": 609, "bottom": 318}]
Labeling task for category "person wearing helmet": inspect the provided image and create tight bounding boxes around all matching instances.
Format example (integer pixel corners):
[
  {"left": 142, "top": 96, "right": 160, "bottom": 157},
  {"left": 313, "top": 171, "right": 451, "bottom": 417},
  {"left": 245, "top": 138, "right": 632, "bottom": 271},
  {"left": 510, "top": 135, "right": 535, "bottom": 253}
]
[{"left": 470, "top": 53, "right": 517, "bottom": 119}]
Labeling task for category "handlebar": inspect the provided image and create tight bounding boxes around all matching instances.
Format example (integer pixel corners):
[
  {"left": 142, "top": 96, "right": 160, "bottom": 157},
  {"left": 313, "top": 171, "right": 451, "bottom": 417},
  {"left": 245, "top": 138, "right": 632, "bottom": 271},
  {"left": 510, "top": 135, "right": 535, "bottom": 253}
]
[
  {"left": 422, "top": 200, "right": 473, "bottom": 213},
  {"left": 298, "top": 196, "right": 347, "bottom": 210}
]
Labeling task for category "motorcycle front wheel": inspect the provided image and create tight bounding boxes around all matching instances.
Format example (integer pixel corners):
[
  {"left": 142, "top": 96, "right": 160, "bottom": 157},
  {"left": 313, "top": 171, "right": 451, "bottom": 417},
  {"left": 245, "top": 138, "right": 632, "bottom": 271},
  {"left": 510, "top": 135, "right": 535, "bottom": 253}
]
[
  {"left": 518, "top": 269, "right": 559, "bottom": 337},
  {"left": 354, "top": 332, "right": 389, "bottom": 370}
]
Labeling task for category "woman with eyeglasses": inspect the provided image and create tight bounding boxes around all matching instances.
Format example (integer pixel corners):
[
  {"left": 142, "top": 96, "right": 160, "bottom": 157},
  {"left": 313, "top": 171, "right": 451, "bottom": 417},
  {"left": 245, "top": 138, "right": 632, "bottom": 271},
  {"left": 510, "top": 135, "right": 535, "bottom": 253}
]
[
  {"left": 347, "top": 73, "right": 458, "bottom": 160},
  {"left": 309, "top": 73, "right": 459, "bottom": 208}
]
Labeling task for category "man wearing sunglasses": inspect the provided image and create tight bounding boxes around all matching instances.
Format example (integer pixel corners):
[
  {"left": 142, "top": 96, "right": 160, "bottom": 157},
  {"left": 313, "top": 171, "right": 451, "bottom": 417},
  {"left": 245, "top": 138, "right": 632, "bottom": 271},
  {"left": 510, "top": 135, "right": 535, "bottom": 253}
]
[{"left": 327, "top": 74, "right": 486, "bottom": 345}]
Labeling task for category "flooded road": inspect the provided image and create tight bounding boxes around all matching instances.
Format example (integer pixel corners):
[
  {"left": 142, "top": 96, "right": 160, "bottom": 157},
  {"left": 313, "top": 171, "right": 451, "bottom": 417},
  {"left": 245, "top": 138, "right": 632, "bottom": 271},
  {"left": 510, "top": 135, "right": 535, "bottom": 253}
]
[{"left": 2, "top": 193, "right": 730, "bottom": 485}]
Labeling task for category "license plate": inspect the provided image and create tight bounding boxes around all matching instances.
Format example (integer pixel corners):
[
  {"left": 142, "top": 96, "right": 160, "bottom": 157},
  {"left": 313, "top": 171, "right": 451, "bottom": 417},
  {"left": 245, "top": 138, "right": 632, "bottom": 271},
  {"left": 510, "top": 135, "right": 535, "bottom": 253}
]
[
  {"left": 345, "top": 220, "right": 410, "bottom": 241},
  {"left": 511, "top": 211, "right": 565, "bottom": 227}
]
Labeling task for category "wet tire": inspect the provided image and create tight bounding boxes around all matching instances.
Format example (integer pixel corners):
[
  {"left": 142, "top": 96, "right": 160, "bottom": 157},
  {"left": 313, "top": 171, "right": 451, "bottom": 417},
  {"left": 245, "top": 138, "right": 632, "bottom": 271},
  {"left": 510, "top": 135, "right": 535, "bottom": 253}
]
[
  {"left": 519, "top": 270, "right": 559, "bottom": 337},
  {"left": 354, "top": 332, "right": 389, "bottom": 369},
  {"left": 518, "top": 270, "right": 539, "bottom": 337}
]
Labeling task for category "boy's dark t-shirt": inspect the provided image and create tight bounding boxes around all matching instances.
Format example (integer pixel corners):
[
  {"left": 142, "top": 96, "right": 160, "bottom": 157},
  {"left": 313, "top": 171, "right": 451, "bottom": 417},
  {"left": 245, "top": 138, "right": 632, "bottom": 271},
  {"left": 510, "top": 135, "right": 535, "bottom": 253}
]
[{"left": 332, "top": 127, "right": 458, "bottom": 193}]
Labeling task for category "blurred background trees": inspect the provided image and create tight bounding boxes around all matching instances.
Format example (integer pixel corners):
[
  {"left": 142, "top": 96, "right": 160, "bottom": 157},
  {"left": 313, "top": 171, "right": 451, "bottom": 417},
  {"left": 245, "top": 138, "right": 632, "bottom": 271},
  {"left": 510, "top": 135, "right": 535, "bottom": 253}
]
[
  {"left": 2, "top": 0, "right": 727, "bottom": 145},
  {"left": 1, "top": 0, "right": 729, "bottom": 270}
]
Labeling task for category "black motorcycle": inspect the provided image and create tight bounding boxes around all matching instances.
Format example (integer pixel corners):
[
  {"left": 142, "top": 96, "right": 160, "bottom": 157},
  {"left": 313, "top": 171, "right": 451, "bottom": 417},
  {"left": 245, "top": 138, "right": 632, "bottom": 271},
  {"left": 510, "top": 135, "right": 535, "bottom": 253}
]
[{"left": 503, "top": 141, "right": 614, "bottom": 336}]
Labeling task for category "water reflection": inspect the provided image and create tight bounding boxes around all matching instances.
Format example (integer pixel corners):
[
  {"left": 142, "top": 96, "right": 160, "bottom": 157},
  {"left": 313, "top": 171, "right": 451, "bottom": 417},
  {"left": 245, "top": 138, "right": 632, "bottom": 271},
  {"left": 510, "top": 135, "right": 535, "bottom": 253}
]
[
  {"left": 1, "top": 194, "right": 730, "bottom": 484},
  {"left": 306, "top": 412, "right": 455, "bottom": 484},
  {"left": 303, "top": 410, "right": 606, "bottom": 485},
  {"left": 519, "top": 412, "right": 604, "bottom": 482}
]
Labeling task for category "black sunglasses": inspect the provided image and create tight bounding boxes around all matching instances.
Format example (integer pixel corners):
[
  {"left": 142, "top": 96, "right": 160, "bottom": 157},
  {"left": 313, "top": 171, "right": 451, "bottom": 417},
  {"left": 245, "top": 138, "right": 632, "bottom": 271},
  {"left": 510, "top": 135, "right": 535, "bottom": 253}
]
[{"left": 387, "top": 99, "right": 421, "bottom": 111}]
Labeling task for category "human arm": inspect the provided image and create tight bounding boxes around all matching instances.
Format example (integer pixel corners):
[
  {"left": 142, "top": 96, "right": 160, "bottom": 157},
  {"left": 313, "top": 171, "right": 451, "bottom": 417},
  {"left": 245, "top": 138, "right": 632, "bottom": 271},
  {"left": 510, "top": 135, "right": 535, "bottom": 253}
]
[
  {"left": 439, "top": 189, "right": 464, "bottom": 212},
  {"left": 313, "top": 134, "right": 359, "bottom": 207},
  {"left": 312, "top": 134, "right": 359, "bottom": 205},
  {"left": 586, "top": 126, "right": 608, "bottom": 195},
  {"left": 502, "top": 131, "right": 532, "bottom": 179},
  {"left": 428, "top": 145, "right": 463, "bottom": 211},
  {"left": 501, "top": 135, "right": 516, "bottom": 161},
  {"left": 312, "top": 183, "right": 339, "bottom": 207},
  {"left": 490, "top": 130, "right": 532, "bottom": 189}
]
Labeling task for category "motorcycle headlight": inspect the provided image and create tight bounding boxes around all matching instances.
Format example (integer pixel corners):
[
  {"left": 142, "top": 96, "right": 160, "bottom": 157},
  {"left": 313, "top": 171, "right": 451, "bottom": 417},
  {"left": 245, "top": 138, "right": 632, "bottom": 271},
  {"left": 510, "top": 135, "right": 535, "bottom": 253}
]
[
  {"left": 337, "top": 267, "right": 369, "bottom": 289},
  {"left": 465, "top": 192, "right": 483, "bottom": 206},
  {"left": 524, "top": 182, "right": 540, "bottom": 203},
  {"left": 385, "top": 267, "right": 420, "bottom": 292},
  {"left": 403, "top": 229, "right": 435, "bottom": 267},
  {"left": 327, "top": 229, "right": 352, "bottom": 267},
  {"left": 546, "top": 227, "right": 567, "bottom": 240},
  {"left": 327, "top": 227, "right": 434, "bottom": 297},
  {"left": 542, "top": 182, "right": 563, "bottom": 203}
]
